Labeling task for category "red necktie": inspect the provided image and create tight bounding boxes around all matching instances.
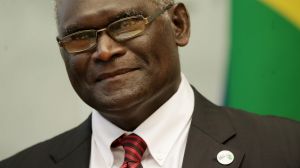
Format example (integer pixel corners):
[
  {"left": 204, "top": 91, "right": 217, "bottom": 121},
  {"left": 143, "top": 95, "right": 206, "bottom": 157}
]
[{"left": 112, "top": 133, "right": 147, "bottom": 168}]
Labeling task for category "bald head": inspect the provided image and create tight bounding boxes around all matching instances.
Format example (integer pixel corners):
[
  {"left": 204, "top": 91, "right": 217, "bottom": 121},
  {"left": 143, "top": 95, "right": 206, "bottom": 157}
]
[
  {"left": 55, "top": 0, "right": 175, "bottom": 12},
  {"left": 148, "top": 0, "right": 175, "bottom": 7},
  {"left": 55, "top": 0, "right": 175, "bottom": 26},
  {"left": 55, "top": 0, "right": 174, "bottom": 5}
]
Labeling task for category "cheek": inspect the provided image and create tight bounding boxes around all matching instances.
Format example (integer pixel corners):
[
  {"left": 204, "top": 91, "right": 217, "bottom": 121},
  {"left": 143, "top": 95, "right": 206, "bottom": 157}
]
[
  {"left": 125, "top": 25, "right": 179, "bottom": 90},
  {"left": 128, "top": 23, "right": 176, "bottom": 64},
  {"left": 62, "top": 51, "right": 91, "bottom": 83},
  {"left": 148, "top": 24, "right": 180, "bottom": 84},
  {"left": 148, "top": 26, "right": 178, "bottom": 72}
]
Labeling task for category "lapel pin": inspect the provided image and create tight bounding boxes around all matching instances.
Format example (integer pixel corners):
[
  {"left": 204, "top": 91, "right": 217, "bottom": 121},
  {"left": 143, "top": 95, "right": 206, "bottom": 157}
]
[{"left": 217, "top": 150, "right": 234, "bottom": 165}]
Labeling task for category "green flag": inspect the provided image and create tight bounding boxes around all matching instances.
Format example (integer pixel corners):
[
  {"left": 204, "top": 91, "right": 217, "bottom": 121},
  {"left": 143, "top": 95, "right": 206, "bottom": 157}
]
[{"left": 225, "top": 0, "right": 300, "bottom": 121}]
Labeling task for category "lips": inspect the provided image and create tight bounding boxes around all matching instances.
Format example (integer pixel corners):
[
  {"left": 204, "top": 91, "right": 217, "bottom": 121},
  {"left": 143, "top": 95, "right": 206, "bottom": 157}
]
[{"left": 96, "top": 68, "right": 139, "bottom": 82}]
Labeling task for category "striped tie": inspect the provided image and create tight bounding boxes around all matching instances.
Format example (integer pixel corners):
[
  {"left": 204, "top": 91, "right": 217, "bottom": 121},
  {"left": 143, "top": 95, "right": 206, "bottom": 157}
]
[{"left": 112, "top": 133, "right": 147, "bottom": 168}]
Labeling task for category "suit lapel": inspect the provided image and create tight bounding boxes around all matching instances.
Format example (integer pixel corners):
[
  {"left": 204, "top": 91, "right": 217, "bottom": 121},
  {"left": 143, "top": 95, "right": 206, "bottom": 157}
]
[
  {"left": 49, "top": 116, "right": 92, "bottom": 168},
  {"left": 182, "top": 88, "right": 244, "bottom": 168}
]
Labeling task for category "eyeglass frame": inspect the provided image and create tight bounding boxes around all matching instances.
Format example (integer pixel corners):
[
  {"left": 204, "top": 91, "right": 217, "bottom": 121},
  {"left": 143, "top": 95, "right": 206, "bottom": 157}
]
[{"left": 56, "top": 3, "right": 174, "bottom": 54}]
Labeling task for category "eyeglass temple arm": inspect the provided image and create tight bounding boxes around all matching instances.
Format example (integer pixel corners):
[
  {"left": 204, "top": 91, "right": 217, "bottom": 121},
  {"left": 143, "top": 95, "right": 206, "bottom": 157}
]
[
  {"left": 146, "top": 3, "right": 174, "bottom": 24},
  {"left": 56, "top": 37, "right": 64, "bottom": 47}
]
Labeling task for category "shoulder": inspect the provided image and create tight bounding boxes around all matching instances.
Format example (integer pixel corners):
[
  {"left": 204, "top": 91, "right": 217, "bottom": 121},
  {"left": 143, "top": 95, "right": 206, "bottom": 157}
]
[
  {"left": 0, "top": 116, "right": 91, "bottom": 168},
  {"left": 0, "top": 131, "right": 69, "bottom": 168},
  {"left": 192, "top": 88, "right": 300, "bottom": 166},
  {"left": 222, "top": 106, "right": 300, "bottom": 165},
  {"left": 223, "top": 106, "right": 300, "bottom": 136},
  {"left": 192, "top": 87, "right": 300, "bottom": 140}
]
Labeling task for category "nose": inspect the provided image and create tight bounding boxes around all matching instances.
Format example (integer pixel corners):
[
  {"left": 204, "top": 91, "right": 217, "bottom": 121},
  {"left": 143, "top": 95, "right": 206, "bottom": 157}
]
[{"left": 91, "top": 32, "right": 126, "bottom": 62}]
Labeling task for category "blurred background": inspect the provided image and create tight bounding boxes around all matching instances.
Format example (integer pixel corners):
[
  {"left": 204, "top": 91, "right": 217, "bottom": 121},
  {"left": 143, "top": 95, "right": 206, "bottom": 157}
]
[{"left": 0, "top": 0, "right": 299, "bottom": 160}]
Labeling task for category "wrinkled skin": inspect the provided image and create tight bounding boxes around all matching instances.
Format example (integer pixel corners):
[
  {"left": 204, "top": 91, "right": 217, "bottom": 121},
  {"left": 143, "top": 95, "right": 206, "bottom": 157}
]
[{"left": 56, "top": 0, "right": 190, "bottom": 130}]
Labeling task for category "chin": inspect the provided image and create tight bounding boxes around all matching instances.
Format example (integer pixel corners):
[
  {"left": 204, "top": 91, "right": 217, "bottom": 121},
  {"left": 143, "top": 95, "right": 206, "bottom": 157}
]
[{"left": 89, "top": 86, "right": 149, "bottom": 112}]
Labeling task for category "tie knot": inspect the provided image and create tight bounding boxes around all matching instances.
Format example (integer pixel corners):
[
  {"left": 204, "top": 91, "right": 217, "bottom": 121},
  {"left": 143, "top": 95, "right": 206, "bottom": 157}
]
[{"left": 112, "top": 133, "right": 147, "bottom": 168}]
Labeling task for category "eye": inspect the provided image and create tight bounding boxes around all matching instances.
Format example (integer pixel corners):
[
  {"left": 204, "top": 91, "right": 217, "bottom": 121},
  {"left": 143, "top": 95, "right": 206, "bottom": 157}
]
[
  {"left": 73, "top": 33, "right": 90, "bottom": 40},
  {"left": 120, "top": 20, "right": 133, "bottom": 28}
]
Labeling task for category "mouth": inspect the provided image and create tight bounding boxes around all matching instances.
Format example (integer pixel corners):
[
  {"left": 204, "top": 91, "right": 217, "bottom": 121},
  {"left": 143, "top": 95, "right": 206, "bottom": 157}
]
[{"left": 96, "top": 68, "right": 140, "bottom": 82}]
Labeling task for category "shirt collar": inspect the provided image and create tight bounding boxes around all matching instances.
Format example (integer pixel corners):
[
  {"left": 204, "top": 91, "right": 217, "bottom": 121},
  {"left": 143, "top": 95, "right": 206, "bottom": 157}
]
[
  {"left": 92, "top": 110, "right": 125, "bottom": 167},
  {"left": 134, "top": 73, "right": 194, "bottom": 166},
  {"left": 91, "top": 73, "right": 194, "bottom": 166}
]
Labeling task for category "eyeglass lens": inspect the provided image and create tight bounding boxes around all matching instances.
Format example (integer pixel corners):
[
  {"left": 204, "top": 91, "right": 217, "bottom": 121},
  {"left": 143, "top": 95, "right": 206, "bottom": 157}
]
[
  {"left": 63, "top": 30, "right": 97, "bottom": 53},
  {"left": 108, "top": 16, "right": 146, "bottom": 41},
  {"left": 62, "top": 16, "right": 147, "bottom": 53}
]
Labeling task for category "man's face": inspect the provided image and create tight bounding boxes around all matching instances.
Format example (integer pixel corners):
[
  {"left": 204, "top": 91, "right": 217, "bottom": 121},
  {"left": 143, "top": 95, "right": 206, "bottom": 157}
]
[{"left": 57, "top": 0, "right": 182, "bottom": 118}]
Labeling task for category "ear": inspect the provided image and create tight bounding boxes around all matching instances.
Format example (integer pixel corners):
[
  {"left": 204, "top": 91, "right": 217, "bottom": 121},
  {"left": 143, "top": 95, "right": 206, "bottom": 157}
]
[{"left": 169, "top": 3, "right": 190, "bottom": 47}]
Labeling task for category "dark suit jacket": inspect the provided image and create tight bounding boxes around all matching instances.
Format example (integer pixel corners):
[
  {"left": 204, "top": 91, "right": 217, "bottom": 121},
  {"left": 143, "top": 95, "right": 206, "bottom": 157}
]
[{"left": 1, "top": 88, "right": 300, "bottom": 168}]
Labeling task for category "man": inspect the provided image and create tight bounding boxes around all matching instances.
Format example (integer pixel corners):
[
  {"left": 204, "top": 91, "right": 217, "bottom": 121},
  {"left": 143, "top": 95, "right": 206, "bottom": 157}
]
[{"left": 1, "top": 0, "right": 300, "bottom": 167}]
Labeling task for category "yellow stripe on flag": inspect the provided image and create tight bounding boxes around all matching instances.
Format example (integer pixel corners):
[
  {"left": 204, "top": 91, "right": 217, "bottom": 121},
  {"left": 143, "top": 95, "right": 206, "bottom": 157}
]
[{"left": 262, "top": 0, "right": 300, "bottom": 29}]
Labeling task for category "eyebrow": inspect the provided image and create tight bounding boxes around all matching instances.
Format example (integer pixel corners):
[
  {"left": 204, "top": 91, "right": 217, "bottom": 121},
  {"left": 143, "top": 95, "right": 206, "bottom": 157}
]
[
  {"left": 62, "top": 8, "right": 146, "bottom": 36},
  {"left": 63, "top": 26, "right": 83, "bottom": 36},
  {"left": 112, "top": 8, "right": 145, "bottom": 22}
]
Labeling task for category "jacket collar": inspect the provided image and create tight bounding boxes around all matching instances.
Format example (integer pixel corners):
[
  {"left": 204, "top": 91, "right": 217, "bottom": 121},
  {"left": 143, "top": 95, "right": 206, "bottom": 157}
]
[
  {"left": 49, "top": 116, "right": 92, "bottom": 168},
  {"left": 182, "top": 87, "right": 244, "bottom": 168}
]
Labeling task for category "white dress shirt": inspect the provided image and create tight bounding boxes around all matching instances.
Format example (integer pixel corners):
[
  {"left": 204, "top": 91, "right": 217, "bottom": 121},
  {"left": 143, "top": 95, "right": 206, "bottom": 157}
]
[{"left": 89, "top": 73, "right": 195, "bottom": 168}]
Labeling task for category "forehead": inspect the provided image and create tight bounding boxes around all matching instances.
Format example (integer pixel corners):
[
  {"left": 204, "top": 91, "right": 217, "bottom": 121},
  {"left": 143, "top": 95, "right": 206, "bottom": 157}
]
[{"left": 57, "top": 0, "right": 156, "bottom": 31}]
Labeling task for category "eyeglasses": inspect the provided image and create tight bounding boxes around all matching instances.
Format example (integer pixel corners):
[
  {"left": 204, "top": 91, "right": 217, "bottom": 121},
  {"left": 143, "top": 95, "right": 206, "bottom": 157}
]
[{"left": 57, "top": 4, "right": 174, "bottom": 54}]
